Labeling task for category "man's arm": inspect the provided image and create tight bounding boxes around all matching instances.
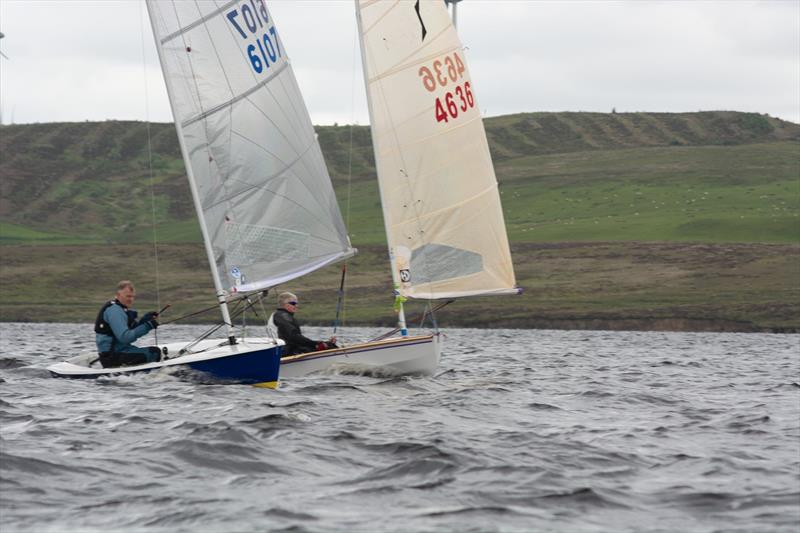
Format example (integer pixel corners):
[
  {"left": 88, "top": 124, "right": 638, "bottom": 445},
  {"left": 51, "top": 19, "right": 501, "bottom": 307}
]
[{"left": 106, "top": 305, "right": 153, "bottom": 345}]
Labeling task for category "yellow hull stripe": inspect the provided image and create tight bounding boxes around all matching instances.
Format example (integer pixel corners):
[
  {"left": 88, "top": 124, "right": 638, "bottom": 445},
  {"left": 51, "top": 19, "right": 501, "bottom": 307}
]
[{"left": 252, "top": 380, "right": 279, "bottom": 389}]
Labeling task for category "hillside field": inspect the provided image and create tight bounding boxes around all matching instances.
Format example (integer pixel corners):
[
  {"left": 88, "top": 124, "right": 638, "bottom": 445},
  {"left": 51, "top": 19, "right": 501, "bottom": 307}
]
[{"left": 1, "top": 111, "right": 798, "bottom": 331}]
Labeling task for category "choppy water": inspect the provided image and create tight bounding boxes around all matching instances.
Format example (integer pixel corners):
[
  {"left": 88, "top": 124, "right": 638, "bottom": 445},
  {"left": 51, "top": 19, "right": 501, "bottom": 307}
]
[{"left": 1, "top": 323, "right": 798, "bottom": 532}]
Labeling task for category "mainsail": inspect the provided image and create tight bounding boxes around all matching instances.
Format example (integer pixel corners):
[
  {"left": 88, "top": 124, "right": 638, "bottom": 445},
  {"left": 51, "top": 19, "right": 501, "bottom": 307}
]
[
  {"left": 356, "top": 0, "right": 517, "bottom": 299},
  {"left": 147, "top": 0, "right": 355, "bottom": 295}
]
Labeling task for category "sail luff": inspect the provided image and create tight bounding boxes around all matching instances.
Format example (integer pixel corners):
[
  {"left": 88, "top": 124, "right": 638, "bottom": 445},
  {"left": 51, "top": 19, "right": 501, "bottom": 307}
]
[
  {"left": 146, "top": 1, "right": 235, "bottom": 334},
  {"left": 355, "top": 0, "right": 409, "bottom": 334},
  {"left": 355, "top": 1, "right": 401, "bottom": 294}
]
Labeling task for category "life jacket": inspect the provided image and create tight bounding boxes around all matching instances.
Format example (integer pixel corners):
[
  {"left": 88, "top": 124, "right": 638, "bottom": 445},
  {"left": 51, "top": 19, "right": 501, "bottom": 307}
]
[
  {"left": 267, "top": 311, "right": 278, "bottom": 340},
  {"left": 94, "top": 300, "right": 136, "bottom": 350}
]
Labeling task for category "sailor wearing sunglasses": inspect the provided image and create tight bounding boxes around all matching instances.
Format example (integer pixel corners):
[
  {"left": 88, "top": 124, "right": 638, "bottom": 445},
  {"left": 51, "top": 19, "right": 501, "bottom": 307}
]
[{"left": 268, "top": 291, "right": 337, "bottom": 356}]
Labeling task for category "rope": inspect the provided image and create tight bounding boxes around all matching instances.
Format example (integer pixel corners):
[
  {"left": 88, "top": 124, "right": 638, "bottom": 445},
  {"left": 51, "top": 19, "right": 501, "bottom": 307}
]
[
  {"left": 159, "top": 302, "right": 223, "bottom": 325},
  {"left": 332, "top": 27, "right": 361, "bottom": 335},
  {"left": 140, "top": 2, "right": 161, "bottom": 344},
  {"left": 332, "top": 264, "right": 347, "bottom": 335},
  {"left": 176, "top": 292, "right": 272, "bottom": 356}
]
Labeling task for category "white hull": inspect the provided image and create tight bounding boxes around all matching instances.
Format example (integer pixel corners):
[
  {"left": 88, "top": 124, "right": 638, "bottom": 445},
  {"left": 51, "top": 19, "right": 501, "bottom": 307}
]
[{"left": 280, "top": 333, "right": 442, "bottom": 378}]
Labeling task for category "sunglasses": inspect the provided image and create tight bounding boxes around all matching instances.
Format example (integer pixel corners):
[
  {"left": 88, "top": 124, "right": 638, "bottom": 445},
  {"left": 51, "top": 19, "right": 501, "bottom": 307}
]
[{"left": 288, "top": 301, "right": 298, "bottom": 306}]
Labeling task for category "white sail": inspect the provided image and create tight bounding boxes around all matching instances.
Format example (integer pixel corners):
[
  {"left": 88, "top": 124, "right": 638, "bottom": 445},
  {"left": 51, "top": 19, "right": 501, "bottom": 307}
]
[
  {"left": 356, "top": 0, "right": 517, "bottom": 299},
  {"left": 147, "top": 0, "right": 355, "bottom": 295}
]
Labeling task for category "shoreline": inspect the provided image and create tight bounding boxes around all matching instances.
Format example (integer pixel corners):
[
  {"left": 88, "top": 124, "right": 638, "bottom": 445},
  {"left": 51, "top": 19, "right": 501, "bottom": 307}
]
[{"left": 1, "top": 318, "right": 796, "bottom": 335}]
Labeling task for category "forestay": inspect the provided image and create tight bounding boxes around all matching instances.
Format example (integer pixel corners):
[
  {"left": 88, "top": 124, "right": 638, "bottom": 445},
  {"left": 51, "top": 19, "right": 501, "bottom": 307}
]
[
  {"left": 356, "top": 0, "right": 517, "bottom": 299},
  {"left": 147, "top": 0, "right": 354, "bottom": 294}
]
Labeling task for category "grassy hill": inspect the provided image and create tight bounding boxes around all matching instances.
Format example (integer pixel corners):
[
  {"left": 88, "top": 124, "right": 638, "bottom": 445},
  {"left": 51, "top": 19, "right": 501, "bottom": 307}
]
[
  {"left": 1, "top": 111, "right": 797, "bottom": 245},
  {"left": 0, "top": 111, "right": 798, "bottom": 331}
]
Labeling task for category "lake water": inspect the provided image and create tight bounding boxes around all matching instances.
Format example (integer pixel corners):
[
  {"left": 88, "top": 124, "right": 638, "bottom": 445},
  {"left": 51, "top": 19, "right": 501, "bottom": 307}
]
[{"left": 1, "top": 323, "right": 798, "bottom": 532}]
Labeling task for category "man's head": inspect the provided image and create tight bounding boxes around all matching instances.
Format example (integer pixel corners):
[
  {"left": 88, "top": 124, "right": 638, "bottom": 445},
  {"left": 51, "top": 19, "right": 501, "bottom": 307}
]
[
  {"left": 278, "top": 291, "right": 298, "bottom": 312},
  {"left": 116, "top": 280, "right": 136, "bottom": 308}
]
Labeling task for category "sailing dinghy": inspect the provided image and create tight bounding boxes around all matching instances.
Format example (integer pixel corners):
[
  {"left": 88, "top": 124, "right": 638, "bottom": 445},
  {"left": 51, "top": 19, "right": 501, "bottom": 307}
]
[
  {"left": 345, "top": 0, "right": 520, "bottom": 338},
  {"left": 280, "top": 0, "right": 520, "bottom": 377},
  {"left": 49, "top": 0, "right": 358, "bottom": 386}
]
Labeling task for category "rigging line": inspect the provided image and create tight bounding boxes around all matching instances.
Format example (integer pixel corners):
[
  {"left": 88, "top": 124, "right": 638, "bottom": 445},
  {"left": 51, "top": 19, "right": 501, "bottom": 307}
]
[
  {"left": 140, "top": 1, "right": 161, "bottom": 344},
  {"left": 178, "top": 298, "right": 245, "bottom": 354},
  {"left": 346, "top": 22, "right": 358, "bottom": 234},
  {"left": 332, "top": 263, "right": 347, "bottom": 335},
  {"left": 368, "top": 299, "right": 453, "bottom": 342},
  {"left": 338, "top": 23, "right": 362, "bottom": 331},
  {"left": 161, "top": 289, "right": 267, "bottom": 328},
  {"left": 160, "top": 303, "right": 222, "bottom": 325}
]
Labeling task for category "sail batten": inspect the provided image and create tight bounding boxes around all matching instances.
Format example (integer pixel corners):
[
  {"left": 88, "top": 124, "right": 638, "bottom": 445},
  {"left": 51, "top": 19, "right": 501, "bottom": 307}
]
[
  {"left": 356, "top": 0, "right": 517, "bottom": 300},
  {"left": 148, "top": 0, "right": 354, "bottom": 295}
]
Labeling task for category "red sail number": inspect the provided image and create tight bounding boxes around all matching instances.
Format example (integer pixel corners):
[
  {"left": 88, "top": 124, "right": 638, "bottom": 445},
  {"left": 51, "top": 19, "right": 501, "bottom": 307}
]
[
  {"left": 435, "top": 82, "right": 474, "bottom": 123},
  {"left": 419, "top": 52, "right": 466, "bottom": 92}
]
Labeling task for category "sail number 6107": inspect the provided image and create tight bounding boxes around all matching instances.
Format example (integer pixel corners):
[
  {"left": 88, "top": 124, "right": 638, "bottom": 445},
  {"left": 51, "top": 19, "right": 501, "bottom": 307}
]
[{"left": 226, "top": 0, "right": 283, "bottom": 75}]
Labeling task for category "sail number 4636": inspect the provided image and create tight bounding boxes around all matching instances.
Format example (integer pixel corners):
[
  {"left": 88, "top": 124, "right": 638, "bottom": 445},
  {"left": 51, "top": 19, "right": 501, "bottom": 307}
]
[
  {"left": 226, "top": 0, "right": 283, "bottom": 75},
  {"left": 419, "top": 52, "right": 474, "bottom": 124}
]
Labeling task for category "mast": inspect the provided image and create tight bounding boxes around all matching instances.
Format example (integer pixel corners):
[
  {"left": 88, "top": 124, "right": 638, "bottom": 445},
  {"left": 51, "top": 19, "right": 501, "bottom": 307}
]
[
  {"left": 145, "top": 6, "right": 236, "bottom": 344},
  {"left": 354, "top": 1, "right": 409, "bottom": 336},
  {"left": 445, "top": 0, "right": 462, "bottom": 29}
]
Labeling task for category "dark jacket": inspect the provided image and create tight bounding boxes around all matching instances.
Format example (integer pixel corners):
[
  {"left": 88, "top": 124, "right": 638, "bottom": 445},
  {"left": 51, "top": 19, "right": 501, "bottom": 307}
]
[
  {"left": 94, "top": 300, "right": 155, "bottom": 354},
  {"left": 271, "top": 308, "right": 318, "bottom": 356}
]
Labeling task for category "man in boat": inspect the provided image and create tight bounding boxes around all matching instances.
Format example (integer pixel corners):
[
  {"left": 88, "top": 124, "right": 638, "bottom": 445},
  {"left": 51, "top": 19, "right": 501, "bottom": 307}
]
[
  {"left": 269, "top": 292, "right": 337, "bottom": 356},
  {"left": 94, "top": 280, "right": 161, "bottom": 368}
]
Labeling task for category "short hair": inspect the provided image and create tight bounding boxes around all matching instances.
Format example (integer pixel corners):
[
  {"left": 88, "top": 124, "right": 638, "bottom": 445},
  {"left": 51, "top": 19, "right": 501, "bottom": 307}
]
[
  {"left": 278, "top": 291, "right": 297, "bottom": 306},
  {"left": 116, "top": 280, "right": 135, "bottom": 292}
]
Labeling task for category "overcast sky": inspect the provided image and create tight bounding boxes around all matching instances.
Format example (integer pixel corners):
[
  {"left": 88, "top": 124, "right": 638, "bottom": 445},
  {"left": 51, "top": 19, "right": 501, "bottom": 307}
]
[{"left": 0, "top": 0, "right": 798, "bottom": 126}]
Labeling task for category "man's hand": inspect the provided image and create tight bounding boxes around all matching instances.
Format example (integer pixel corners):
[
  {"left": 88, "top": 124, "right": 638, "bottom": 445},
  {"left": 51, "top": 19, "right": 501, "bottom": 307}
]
[{"left": 141, "top": 311, "right": 159, "bottom": 329}]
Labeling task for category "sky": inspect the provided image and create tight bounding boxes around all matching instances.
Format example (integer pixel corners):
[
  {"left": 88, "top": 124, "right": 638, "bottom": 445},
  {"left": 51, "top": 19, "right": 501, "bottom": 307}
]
[{"left": 0, "top": 0, "right": 798, "bottom": 126}]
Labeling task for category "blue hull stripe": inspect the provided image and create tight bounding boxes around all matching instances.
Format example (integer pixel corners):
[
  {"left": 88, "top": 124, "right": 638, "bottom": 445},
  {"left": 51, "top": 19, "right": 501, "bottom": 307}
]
[{"left": 187, "top": 347, "right": 281, "bottom": 384}]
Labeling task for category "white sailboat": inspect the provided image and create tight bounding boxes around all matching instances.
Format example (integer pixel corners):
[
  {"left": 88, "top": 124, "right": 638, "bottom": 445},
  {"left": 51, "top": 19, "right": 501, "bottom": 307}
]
[
  {"left": 50, "top": 0, "right": 353, "bottom": 386},
  {"left": 284, "top": 0, "right": 520, "bottom": 377}
]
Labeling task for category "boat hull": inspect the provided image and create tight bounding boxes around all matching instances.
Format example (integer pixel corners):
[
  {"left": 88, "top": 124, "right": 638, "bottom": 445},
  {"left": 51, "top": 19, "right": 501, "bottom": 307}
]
[
  {"left": 47, "top": 339, "right": 283, "bottom": 387},
  {"left": 280, "top": 333, "right": 441, "bottom": 377}
]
